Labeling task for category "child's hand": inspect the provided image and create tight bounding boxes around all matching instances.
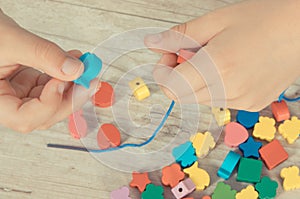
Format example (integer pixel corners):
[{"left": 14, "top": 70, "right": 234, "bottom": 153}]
[
  {"left": 0, "top": 9, "right": 96, "bottom": 133},
  {"left": 145, "top": 0, "right": 300, "bottom": 111}
]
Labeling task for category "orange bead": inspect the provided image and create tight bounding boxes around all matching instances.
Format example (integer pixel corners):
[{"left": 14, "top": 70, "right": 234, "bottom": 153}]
[
  {"left": 162, "top": 163, "right": 185, "bottom": 188},
  {"left": 259, "top": 139, "right": 288, "bottom": 170},
  {"left": 130, "top": 172, "right": 151, "bottom": 192},
  {"left": 271, "top": 100, "right": 290, "bottom": 122},
  {"left": 97, "top": 123, "right": 121, "bottom": 149},
  {"left": 68, "top": 110, "right": 87, "bottom": 139},
  {"left": 92, "top": 82, "right": 114, "bottom": 108}
]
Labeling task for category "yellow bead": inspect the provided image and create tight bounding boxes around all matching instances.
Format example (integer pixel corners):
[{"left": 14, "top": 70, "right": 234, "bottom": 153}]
[
  {"left": 190, "top": 132, "right": 215, "bottom": 158},
  {"left": 253, "top": 116, "right": 276, "bottom": 142},
  {"left": 212, "top": 107, "right": 231, "bottom": 126},
  {"left": 128, "top": 77, "right": 150, "bottom": 101},
  {"left": 278, "top": 116, "right": 300, "bottom": 144},
  {"left": 280, "top": 166, "right": 300, "bottom": 191},
  {"left": 236, "top": 185, "right": 259, "bottom": 199},
  {"left": 183, "top": 162, "right": 210, "bottom": 190}
]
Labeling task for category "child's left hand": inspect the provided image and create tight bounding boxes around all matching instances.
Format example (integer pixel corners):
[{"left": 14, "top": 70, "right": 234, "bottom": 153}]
[{"left": 0, "top": 9, "right": 97, "bottom": 133}]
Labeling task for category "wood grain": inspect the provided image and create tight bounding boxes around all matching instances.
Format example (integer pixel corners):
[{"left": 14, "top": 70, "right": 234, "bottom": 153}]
[{"left": 0, "top": 0, "right": 299, "bottom": 198}]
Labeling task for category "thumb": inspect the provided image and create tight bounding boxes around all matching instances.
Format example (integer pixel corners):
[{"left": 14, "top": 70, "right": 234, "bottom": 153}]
[
  {"left": 144, "top": 12, "right": 225, "bottom": 53},
  {"left": 13, "top": 29, "right": 84, "bottom": 81}
]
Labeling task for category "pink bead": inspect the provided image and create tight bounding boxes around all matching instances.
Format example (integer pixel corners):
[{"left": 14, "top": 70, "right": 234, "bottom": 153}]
[
  {"left": 68, "top": 110, "right": 87, "bottom": 139},
  {"left": 111, "top": 186, "right": 131, "bottom": 199},
  {"left": 224, "top": 122, "right": 249, "bottom": 147},
  {"left": 171, "top": 178, "right": 196, "bottom": 199}
]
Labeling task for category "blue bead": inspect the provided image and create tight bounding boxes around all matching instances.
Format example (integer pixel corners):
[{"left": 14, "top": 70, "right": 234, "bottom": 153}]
[
  {"left": 236, "top": 110, "right": 259, "bottom": 128},
  {"left": 172, "top": 141, "right": 197, "bottom": 168},
  {"left": 73, "top": 52, "right": 102, "bottom": 88},
  {"left": 217, "top": 151, "right": 241, "bottom": 180},
  {"left": 239, "top": 136, "right": 262, "bottom": 158}
]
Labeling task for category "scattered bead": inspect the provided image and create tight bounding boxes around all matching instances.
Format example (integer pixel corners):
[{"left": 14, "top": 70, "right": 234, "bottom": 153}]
[
  {"left": 259, "top": 139, "right": 288, "bottom": 170},
  {"left": 162, "top": 163, "right": 185, "bottom": 188},
  {"left": 141, "top": 184, "right": 164, "bottom": 199},
  {"left": 110, "top": 186, "right": 131, "bottom": 199},
  {"left": 68, "top": 110, "right": 87, "bottom": 139},
  {"left": 211, "top": 107, "right": 231, "bottom": 126},
  {"left": 97, "top": 123, "right": 121, "bottom": 150},
  {"left": 211, "top": 182, "right": 236, "bottom": 199},
  {"left": 271, "top": 100, "right": 290, "bottom": 122},
  {"left": 217, "top": 151, "right": 241, "bottom": 180},
  {"left": 224, "top": 122, "right": 249, "bottom": 147},
  {"left": 236, "top": 110, "right": 259, "bottom": 129},
  {"left": 237, "top": 158, "right": 263, "bottom": 183},
  {"left": 92, "top": 82, "right": 114, "bottom": 107},
  {"left": 172, "top": 141, "right": 197, "bottom": 168},
  {"left": 239, "top": 136, "right": 262, "bottom": 158},
  {"left": 128, "top": 77, "right": 150, "bottom": 101},
  {"left": 235, "top": 185, "right": 258, "bottom": 199},
  {"left": 190, "top": 131, "right": 215, "bottom": 158},
  {"left": 130, "top": 172, "right": 151, "bottom": 192},
  {"left": 183, "top": 161, "right": 210, "bottom": 191},
  {"left": 253, "top": 116, "right": 276, "bottom": 142},
  {"left": 255, "top": 176, "right": 278, "bottom": 199},
  {"left": 171, "top": 178, "right": 196, "bottom": 199},
  {"left": 278, "top": 116, "right": 300, "bottom": 144},
  {"left": 280, "top": 166, "right": 300, "bottom": 191}
]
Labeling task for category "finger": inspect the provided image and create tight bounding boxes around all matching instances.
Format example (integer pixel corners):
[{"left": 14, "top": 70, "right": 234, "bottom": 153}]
[
  {"left": 8, "top": 29, "right": 84, "bottom": 81},
  {"left": 9, "top": 67, "right": 43, "bottom": 98},
  {"left": 0, "top": 64, "right": 20, "bottom": 79},
  {"left": 37, "top": 73, "right": 51, "bottom": 85},
  {"left": 157, "top": 53, "right": 178, "bottom": 68},
  {"left": 64, "top": 81, "right": 73, "bottom": 92},
  {"left": 0, "top": 79, "right": 16, "bottom": 96},
  {"left": 154, "top": 48, "right": 226, "bottom": 106},
  {"left": 67, "top": 49, "right": 83, "bottom": 58},
  {"left": 28, "top": 85, "right": 44, "bottom": 98},
  {"left": 179, "top": 86, "right": 224, "bottom": 107},
  {"left": 144, "top": 11, "right": 226, "bottom": 53},
  {"left": 153, "top": 53, "right": 179, "bottom": 100},
  {"left": 153, "top": 50, "right": 207, "bottom": 101},
  {"left": 38, "top": 79, "right": 99, "bottom": 130},
  {"left": 0, "top": 79, "right": 64, "bottom": 133}
]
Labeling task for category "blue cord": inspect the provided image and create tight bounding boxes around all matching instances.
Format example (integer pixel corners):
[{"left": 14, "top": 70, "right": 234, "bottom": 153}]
[
  {"left": 48, "top": 101, "right": 175, "bottom": 153},
  {"left": 279, "top": 90, "right": 300, "bottom": 102},
  {"left": 90, "top": 100, "right": 175, "bottom": 153}
]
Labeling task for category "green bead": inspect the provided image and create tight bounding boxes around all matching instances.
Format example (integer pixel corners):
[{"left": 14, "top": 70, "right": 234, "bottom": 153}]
[
  {"left": 255, "top": 176, "right": 278, "bottom": 199},
  {"left": 212, "top": 182, "right": 236, "bottom": 199},
  {"left": 141, "top": 184, "right": 164, "bottom": 199},
  {"left": 237, "top": 158, "right": 263, "bottom": 183}
]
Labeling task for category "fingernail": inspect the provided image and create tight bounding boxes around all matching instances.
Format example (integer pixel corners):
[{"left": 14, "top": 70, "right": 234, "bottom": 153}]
[
  {"left": 58, "top": 83, "right": 65, "bottom": 94},
  {"left": 145, "top": 33, "right": 162, "bottom": 44},
  {"left": 62, "top": 56, "right": 84, "bottom": 76}
]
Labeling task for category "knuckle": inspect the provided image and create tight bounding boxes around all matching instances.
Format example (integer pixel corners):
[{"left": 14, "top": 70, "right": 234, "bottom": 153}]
[
  {"left": 171, "top": 22, "right": 187, "bottom": 35},
  {"left": 34, "top": 40, "right": 58, "bottom": 61}
]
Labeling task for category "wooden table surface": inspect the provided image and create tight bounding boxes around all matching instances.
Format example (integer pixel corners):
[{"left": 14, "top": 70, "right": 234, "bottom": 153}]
[{"left": 0, "top": 0, "right": 299, "bottom": 198}]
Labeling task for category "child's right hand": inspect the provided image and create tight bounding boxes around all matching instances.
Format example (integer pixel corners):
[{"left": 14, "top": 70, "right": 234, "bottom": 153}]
[
  {"left": 145, "top": 0, "right": 300, "bottom": 111},
  {"left": 0, "top": 9, "right": 97, "bottom": 133}
]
